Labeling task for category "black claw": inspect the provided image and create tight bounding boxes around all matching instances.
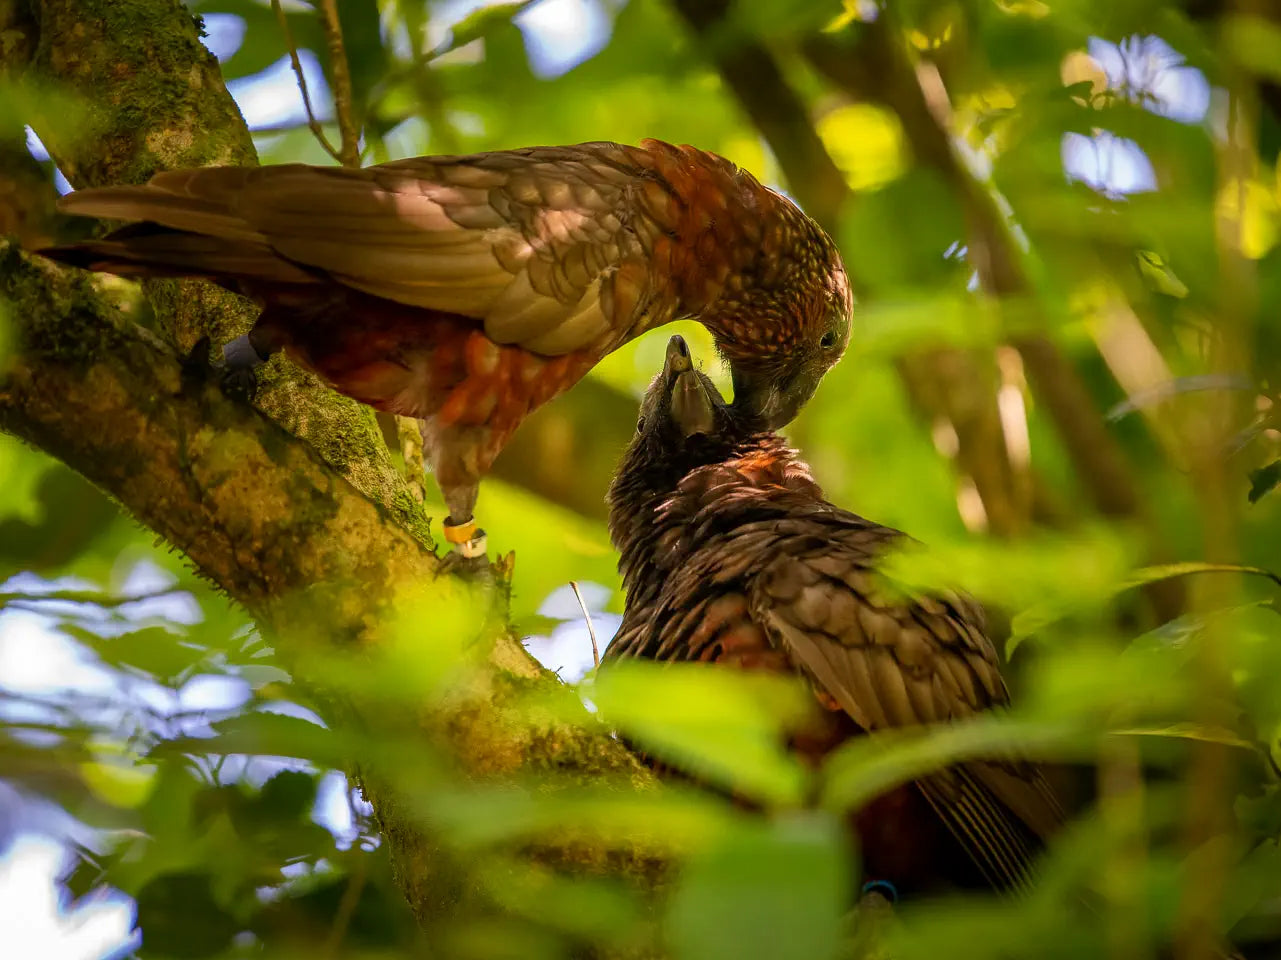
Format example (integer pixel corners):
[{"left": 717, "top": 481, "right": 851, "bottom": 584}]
[{"left": 180, "top": 336, "right": 259, "bottom": 404}]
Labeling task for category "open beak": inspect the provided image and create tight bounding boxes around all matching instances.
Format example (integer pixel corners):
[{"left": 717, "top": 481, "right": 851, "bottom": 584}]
[{"left": 664, "top": 336, "right": 717, "bottom": 438}]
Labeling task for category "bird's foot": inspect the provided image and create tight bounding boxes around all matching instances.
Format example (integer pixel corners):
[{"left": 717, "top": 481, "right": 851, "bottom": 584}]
[
  {"left": 219, "top": 365, "right": 259, "bottom": 403},
  {"left": 436, "top": 516, "right": 492, "bottom": 582},
  {"left": 181, "top": 333, "right": 265, "bottom": 403},
  {"left": 217, "top": 333, "right": 267, "bottom": 403}
]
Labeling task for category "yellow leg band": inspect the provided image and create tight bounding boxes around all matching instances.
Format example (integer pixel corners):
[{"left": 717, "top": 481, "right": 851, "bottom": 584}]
[{"left": 443, "top": 518, "right": 479, "bottom": 545}]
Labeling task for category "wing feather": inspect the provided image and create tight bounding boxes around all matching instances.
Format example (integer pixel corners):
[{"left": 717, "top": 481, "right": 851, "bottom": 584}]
[{"left": 53, "top": 145, "right": 661, "bottom": 357}]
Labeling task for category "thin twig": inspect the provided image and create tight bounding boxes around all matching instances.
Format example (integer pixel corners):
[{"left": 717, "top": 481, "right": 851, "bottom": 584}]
[
  {"left": 667, "top": 0, "right": 847, "bottom": 233},
  {"left": 271, "top": 0, "right": 343, "bottom": 164},
  {"left": 569, "top": 581, "right": 600, "bottom": 669},
  {"left": 0, "top": 587, "right": 185, "bottom": 609},
  {"left": 1173, "top": 78, "right": 1255, "bottom": 960},
  {"left": 323, "top": 853, "right": 368, "bottom": 960},
  {"left": 317, "top": 0, "right": 361, "bottom": 168}
]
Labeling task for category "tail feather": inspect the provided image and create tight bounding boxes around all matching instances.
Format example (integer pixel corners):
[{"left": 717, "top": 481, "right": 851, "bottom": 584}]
[
  {"left": 916, "top": 762, "right": 1061, "bottom": 892},
  {"left": 57, "top": 184, "right": 264, "bottom": 246},
  {"left": 39, "top": 228, "right": 318, "bottom": 285}
]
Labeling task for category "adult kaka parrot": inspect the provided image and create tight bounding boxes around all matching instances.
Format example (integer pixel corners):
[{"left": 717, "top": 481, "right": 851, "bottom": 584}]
[
  {"left": 603, "top": 335, "right": 1064, "bottom": 898},
  {"left": 37, "top": 140, "right": 852, "bottom": 561}
]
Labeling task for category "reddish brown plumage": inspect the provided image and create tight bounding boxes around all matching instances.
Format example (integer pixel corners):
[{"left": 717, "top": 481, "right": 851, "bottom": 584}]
[
  {"left": 38, "top": 140, "right": 851, "bottom": 536},
  {"left": 603, "top": 336, "right": 1064, "bottom": 897}
]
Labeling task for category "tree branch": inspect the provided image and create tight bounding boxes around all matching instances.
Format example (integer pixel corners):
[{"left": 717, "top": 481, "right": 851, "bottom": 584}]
[
  {"left": 318, "top": 0, "right": 362, "bottom": 168},
  {"left": 0, "top": 240, "right": 660, "bottom": 937},
  {"left": 805, "top": 18, "right": 1184, "bottom": 613},
  {"left": 667, "top": 0, "right": 848, "bottom": 233},
  {"left": 18, "top": 0, "right": 429, "bottom": 540},
  {"left": 2, "top": 0, "right": 661, "bottom": 939}
]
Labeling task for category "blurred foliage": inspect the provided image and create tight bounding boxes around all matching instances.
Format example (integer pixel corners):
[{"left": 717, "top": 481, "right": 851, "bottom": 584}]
[{"left": 7, "top": 0, "right": 1281, "bottom": 957}]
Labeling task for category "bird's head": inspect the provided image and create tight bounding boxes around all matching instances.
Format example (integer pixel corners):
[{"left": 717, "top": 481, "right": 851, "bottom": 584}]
[
  {"left": 608, "top": 334, "right": 744, "bottom": 577},
  {"left": 701, "top": 204, "right": 852, "bottom": 430},
  {"left": 636, "top": 334, "right": 731, "bottom": 447},
  {"left": 609, "top": 336, "right": 741, "bottom": 538}
]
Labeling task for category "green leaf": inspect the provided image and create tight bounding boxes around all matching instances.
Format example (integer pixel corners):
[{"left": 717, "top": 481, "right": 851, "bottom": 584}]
[
  {"left": 821, "top": 715, "right": 1087, "bottom": 814},
  {"left": 1111, "top": 723, "right": 1258, "bottom": 751},
  {"left": 435, "top": 2, "right": 534, "bottom": 59},
  {"left": 1249, "top": 460, "right": 1281, "bottom": 504},
  {"left": 422, "top": 784, "right": 738, "bottom": 853},
  {"left": 134, "top": 871, "right": 239, "bottom": 959},
  {"left": 187, "top": 1, "right": 324, "bottom": 81},
  {"left": 476, "top": 858, "right": 645, "bottom": 944},
  {"left": 149, "top": 711, "right": 345, "bottom": 766},
  {"left": 668, "top": 815, "right": 850, "bottom": 960},
  {"left": 257, "top": 768, "right": 318, "bottom": 821},
  {"left": 64, "top": 624, "right": 205, "bottom": 685},
  {"left": 1223, "top": 15, "right": 1281, "bottom": 82},
  {"left": 0, "top": 463, "right": 119, "bottom": 578},
  {"left": 1010, "top": 562, "right": 1281, "bottom": 652},
  {"left": 589, "top": 660, "right": 814, "bottom": 807}
]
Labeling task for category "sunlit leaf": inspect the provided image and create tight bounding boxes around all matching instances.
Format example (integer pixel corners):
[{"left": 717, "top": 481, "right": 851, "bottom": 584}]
[
  {"left": 80, "top": 758, "right": 157, "bottom": 808},
  {"left": 1223, "top": 15, "right": 1281, "bottom": 82},
  {"left": 422, "top": 783, "right": 739, "bottom": 853},
  {"left": 0, "top": 433, "right": 50, "bottom": 526},
  {"left": 817, "top": 103, "right": 908, "bottom": 192},
  {"left": 476, "top": 858, "right": 646, "bottom": 945},
  {"left": 589, "top": 660, "right": 813, "bottom": 807},
  {"left": 820, "top": 715, "right": 1086, "bottom": 814},
  {"left": 1216, "top": 178, "right": 1279, "bottom": 260},
  {"left": 880, "top": 527, "right": 1135, "bottom": 630}
]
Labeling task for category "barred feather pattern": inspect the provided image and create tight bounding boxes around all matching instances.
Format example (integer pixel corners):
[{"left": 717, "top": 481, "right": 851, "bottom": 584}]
[
  {"left": 605, "top": 423, "right": 1065, "bottom": 895},
  {"left": 40, "top": 140, "right": 852, "bottom": 524}
]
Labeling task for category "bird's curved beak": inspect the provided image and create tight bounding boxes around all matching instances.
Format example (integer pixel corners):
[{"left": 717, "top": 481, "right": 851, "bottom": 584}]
[
  {"left": 731, "top": 367, "right": 819, "bottom": 431},
  {"left": 664, "top": 336, "right": 717, "bottom": 438}
]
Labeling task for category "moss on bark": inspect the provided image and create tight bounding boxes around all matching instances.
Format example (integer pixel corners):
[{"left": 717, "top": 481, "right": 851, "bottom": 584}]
[
  {"left": 17, "top": 0, "right": 431, "bottom": 541},
  {"left": 0, "top": 3, "right": 672, "bottom": 945},
  {"left": 0, "top": 240, "right": 665, "bottom": 943}
]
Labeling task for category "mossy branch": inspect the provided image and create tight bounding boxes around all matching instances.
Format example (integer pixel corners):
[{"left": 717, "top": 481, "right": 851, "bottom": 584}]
[{"left": 0, "top": 0, "right": 663, "bottom": 941}]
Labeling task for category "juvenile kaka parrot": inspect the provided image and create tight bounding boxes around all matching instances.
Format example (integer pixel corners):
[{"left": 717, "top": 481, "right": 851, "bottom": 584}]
[
  {"left": 37, "top": 140, "right": 852, "bottom": 561},
  {"left": 603, "top": 335, "right": 1064, "bottom": 898}
]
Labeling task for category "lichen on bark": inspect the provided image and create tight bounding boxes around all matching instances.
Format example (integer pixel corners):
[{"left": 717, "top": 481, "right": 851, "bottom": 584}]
[
  {"left": 0, "top": 2, "right": 672, "bottom": 940},
  {"left": 13, "top": 0, "right": 433, "bottom": 541},
  {"left": 0, "top": 239, "right": 666, "bottom": 937}
]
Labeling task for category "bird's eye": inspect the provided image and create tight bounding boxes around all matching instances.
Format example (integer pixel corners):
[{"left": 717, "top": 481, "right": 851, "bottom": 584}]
[
  {"left": 635, "top": 416, "right": 646, "bottom": 433},
  {"left": 820, "top": 331, "right": 837, "bottom": 349}
]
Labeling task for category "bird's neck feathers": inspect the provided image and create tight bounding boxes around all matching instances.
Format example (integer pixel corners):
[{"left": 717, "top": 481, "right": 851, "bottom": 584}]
[
  {"left": 627, "top": 139, "right": 785, "bottom": 315},
  {"left": 608, "top": 429, "right": 818, "bottom": 596}
]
